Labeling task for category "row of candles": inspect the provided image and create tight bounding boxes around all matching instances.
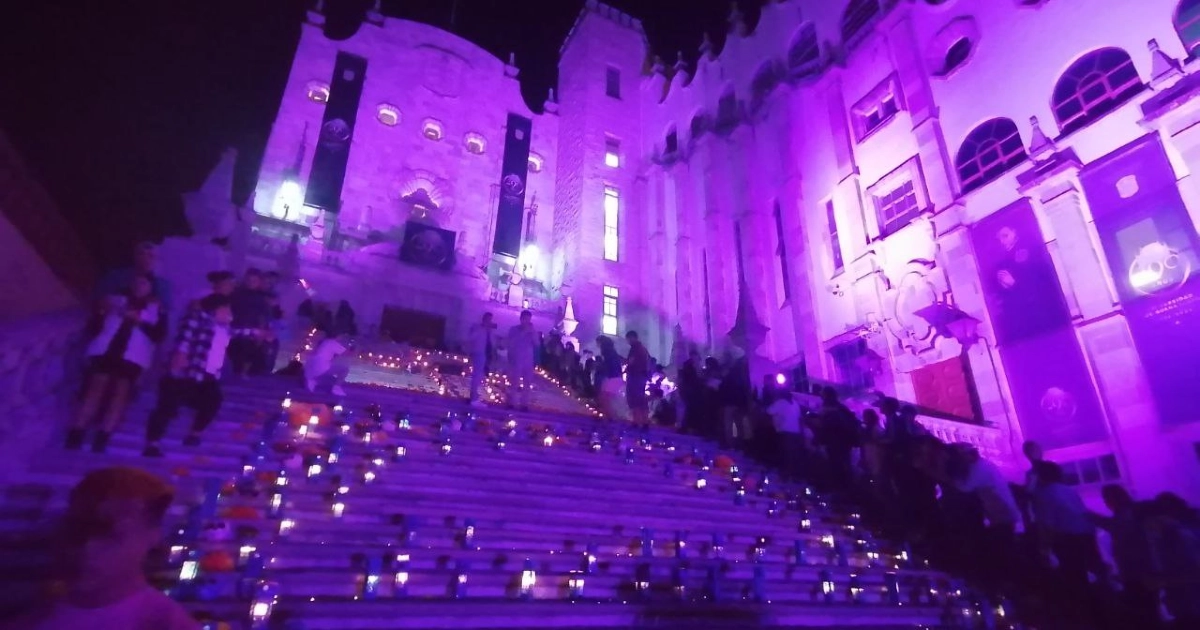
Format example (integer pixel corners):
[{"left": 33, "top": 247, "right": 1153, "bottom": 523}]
[{"left": 175, "top": 396, "right": 1013, "bottom": 629}]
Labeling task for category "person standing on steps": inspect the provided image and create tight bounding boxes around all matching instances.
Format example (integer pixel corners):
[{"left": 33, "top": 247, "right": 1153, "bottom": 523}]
[
  {"left": 467, "top": 312, "right": 497, "bottom": 407},
  {"left": 227, "top": 268, "right": 271, "bottom": 379},
  {"left": 624, "top": 330, "right": 652, "bottom": 427},
  {"left": 67, "top": 274, "right": 167, "bottom": 453},
  {"left": 506, "top": 310, "right": 539, "bottom": 410},
  {"left": 141, "top": 295, "right": 232, "bottom": 457}
]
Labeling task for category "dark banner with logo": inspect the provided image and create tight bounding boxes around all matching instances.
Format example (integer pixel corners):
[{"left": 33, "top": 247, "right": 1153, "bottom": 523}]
[
  {"left": 305, "top": 51, "right": 368, "bottom": 212},
  {"left": 1082, "top": 133, "right": 1200, "bottom": 425},
  {"left": 1004, "top": 327, "right": 1108, "bottom": 449},
  {"left": 400, "top": 221, "right": 457, "bottom": 271},
  {"left": 970, "top": 198, "right": 1072, "bottom": 346},
  {"left": 492, "top": 113, "right": 532, "bottom": 258}
]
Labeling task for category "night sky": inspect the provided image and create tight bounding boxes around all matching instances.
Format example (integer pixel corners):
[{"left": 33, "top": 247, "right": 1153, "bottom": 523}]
[{"left": 0, "top": 0, "right": 761, "bottom": 268}]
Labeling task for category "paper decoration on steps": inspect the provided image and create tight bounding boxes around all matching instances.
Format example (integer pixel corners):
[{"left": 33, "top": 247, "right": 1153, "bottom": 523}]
[
  {"left": 568, "top": 572, "right": 585, "bottom": 599},
  {"left": 848, "top": 573, "right": 864, "bottom": 604},
  {"left": 817, "top": 569, "right": 836, "bottom": 603},
  {"left": 672, "top": 564, "right": 688, "bottom": 600},
  {"left": 793, "top": 539, "right": 808, "bottom": 566},
  {"left": 247, "top": 581, "right": 279, "bottom": 629},
  {"left": 391, "top": 550, "right": 410, "bottom": 597},
  {"left": 461, "top": 519, "right": 476, "bottom": 549},
  {"left": 199, "top": 550, "right": 236, "bottom": 573},
  {"left": 674, "top": 531, "right": 688, "bottom": 559},
  {"left": 883, "top": 571, "right": 901, "bottom": 605},
  {"left": 519, "top": 558, "right": 537, "bottom": 599},
  {"left": 635, "top": 562, "right": 651, "bottom": 598},
  {"left": 583, "top": 543, "right": 598, "bottom": 574},
  {"left": 453, "top": 560, "right": 469, "bottom": 598},
  {"left": 356, "top": 554, "right": 383, "bottom": 599},
  {"left": 237, "top": 549, "right": 265, "bottom": 599}
]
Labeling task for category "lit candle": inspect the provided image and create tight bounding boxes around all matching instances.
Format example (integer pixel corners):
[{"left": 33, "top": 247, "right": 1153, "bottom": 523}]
[
  {"left": 332, "top": 501, "right": 345, "bottom": 518},
  {"left": 567, "top": 572, "right": 585, "bottom": 599},
  {"left": 248, "top": 581, "right": 279, "bottom": 630},
  {"left": 279, "top": 518, "right": 295, "bottom": 537},
  {"left": 848, "top": 573, "right": 863, "bottom": 604},
  {"left": 519, "top": 558, "right": 537, "bottom": 599},
  {"left": 392, "top": 552, "right": 410, "bottom": 597},
  {"left": 819, "top": 569, "right": 836, "bottom": 603}
]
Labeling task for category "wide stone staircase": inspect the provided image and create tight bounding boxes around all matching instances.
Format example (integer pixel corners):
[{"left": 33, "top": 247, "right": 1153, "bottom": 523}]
[{"left": 0, "top": 352, "right": 991, "bottom": 629}]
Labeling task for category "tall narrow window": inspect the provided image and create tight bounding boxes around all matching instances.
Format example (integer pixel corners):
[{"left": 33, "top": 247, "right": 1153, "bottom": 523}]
[
  {"left": 602, "top": 285, "right": 619, "bottom": 335},
  {"left": 773, "top": 202, "right": 792, "bottom": 305},
  {"left": 702, "top": 250, "right": 713, "bottom": 348},
  {"left": 605, "top": 137, "right": 620, "bottom": 168},
  {"left": 827, "top": 200, "right": 844, "bottom": 272},
  {"left": 604, "top": 186, "right": 620, "bottom": 261},
  {"left": 606, "top": 67, "right": 621, "bottom": 99}
]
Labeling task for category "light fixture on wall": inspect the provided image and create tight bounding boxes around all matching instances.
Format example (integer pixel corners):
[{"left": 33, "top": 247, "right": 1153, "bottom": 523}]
[
  {"left": 913, "top": 302, "right": 980, "bottom": 347},
  {"left": 272, "top": 179, "right": 304, "bottom": 221}
]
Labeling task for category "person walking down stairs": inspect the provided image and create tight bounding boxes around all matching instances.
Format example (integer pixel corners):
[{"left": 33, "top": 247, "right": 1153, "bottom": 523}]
[
  {"left": 66, "top": 274, "right": 167, "bottom": 453},
  {"left": 506, "top": 310, "right": 539, "bottom": 410},
  {"left": 142, "top": 295, "right": 233, "bottom": 457},
  {"left": 304, "top": 332, "right": 351, "bottom": 397}
]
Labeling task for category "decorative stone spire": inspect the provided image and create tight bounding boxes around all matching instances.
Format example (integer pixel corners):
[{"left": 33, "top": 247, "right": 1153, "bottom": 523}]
[
  {"left": 699, "top": 32, "right": 715, "bottom": 59},
  {"left": 651, "top": 55, "right": 666, "bottom": 76},
  {"left": 505, "top": 52, "right": 519, "bottom": 78},
  {"left": 726, "top": 227, "right": 769, "bottom": 356},
  {"left": 728, "top": 2, "right": 746, "bottom": 37},
  {"left": 562, "top": 296, "right": 579, "bottom": 337},
  {"left": 1027, "top": 116, "right": 1056, "bottom": 164},
  {"left": 543, "top": 88, "right": 559, "bottom": 115},
  {"left": 365, "top": 0, "right": 384, "bottom": 26},
  {"left": 1148, "top": 38, "right": 1184, "bottom": 89},
  {"left": 306, "top": 0, "right": 326, "bottom": 26},
  {"left": 674, "top": 51, "right": 687, "bottom": 74}
]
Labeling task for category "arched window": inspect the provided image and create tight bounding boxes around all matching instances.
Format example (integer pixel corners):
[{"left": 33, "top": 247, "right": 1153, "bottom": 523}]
[
  {"left": 842, "top": 0, "right": 882, "bottom": 43},
  {"left": 1051, "top": 48, "right": 1143, "bottom": 135},
  {"left": 1176, "top": 0, "right": 1200, "bottom": 55},
  {"left": 750, "top": 61, "right": 783, "bottom": 112},
  {"left": 715, "top": 91, "right": 739, "bottom": 133},
  {"left": 787, "top": 23, "right": 819, "bottom": 73},
  {"left": 955, "top": 118, "right": 1027, "bottom": 194}
]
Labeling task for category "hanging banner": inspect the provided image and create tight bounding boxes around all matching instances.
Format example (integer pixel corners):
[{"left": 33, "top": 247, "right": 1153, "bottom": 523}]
[
  {"left": 970, "top": 198, "right": 1072, "bottom": 346},
  {"left": 305, "top": 51, "right": 368, "bottom": 212},
  {"left": 1082, "top": 133, "right": 1200, "bottom": 425},
  {"left": 492, "top": 113, "right": 532, "bottom": 258},
  {"left": 1004, "top": 328, "right": 1109, "bottom": 449}
]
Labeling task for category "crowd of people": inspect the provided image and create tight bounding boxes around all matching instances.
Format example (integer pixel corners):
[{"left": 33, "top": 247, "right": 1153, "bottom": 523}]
[{"left": 67, "top": 242, "right": 307, "bottom": 456}]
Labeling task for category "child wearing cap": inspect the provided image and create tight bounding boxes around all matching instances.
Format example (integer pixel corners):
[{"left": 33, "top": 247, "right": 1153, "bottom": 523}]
[{"left": 5, "top": 467, "right": 198, "bottom": 629}]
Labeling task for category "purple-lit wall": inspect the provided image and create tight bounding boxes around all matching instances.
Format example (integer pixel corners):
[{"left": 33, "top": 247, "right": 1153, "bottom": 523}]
[
  {"left": 246, "top": 0, "right": 1200, "bottom": 503},
  {"left": 633, "top": 0, "right": 1200, "bottom": 504}
]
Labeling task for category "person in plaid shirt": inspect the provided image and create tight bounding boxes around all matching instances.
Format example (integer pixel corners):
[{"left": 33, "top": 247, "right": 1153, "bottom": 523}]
[{"left": 142, "top": 294, "right": 232, "bottom": 457}]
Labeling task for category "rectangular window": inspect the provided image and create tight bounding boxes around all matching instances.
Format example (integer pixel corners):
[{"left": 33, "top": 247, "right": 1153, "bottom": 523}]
[
  {"left": 851, "top": 76, "right": 901, "bottom": 140},
  {"left": 602, "top": 285, "right": 619, "bottom": 335},
  {"left": 826, "top": 199, "right": 843, "bottom": 272},
  {"left": 605, "top": 137, "right": 620, "bottom": 168},
  {"left": 869, "top": 157, "right": 929, "bottom": 237},
  {"left": 606, "top": 67, "right": 621, "bottom": 99},
  {"left": 773, "top": 202, "right": 792, "bottom": 305},
  {"left": 603, "top": 186, "right": 619, "bottom": 261}
]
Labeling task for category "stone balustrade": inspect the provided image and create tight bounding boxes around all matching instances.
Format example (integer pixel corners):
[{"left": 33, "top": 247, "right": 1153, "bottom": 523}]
[{"left": 0, "top": 309, "right": 87, "bottom": 475}]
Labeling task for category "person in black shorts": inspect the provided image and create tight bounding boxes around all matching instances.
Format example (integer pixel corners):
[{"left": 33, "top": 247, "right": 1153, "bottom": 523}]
[{"left": 67, "top": 274, "right": 167, "bottom": 453}]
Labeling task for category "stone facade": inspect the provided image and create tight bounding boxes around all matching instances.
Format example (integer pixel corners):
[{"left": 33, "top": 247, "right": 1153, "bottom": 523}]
[
  {"left": 635, "top": 0, "right": 1200, "bottom": 503},
  {"left": 244, "top": 0, "right": 1200, "bottom": 500}
]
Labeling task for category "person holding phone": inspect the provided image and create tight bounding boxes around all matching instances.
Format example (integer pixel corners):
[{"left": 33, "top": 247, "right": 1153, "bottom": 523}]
[{"left": 66, "top": 274, "right": 167, "bottom": 453}]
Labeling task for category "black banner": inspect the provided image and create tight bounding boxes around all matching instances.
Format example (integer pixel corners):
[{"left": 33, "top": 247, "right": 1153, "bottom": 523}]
[
  {"left": 492, "top": 113, "right": 533, "bottom": 258},
  {"left": 400, "top": 221, "right": 457, "bottom": 270},
  {"left": 305, "top": 51, "right": 368, "bottom": 212}
]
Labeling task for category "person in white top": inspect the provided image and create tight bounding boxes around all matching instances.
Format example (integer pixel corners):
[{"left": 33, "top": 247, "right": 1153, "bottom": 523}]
[
  {"left": 304, "top": 333, "right": 351, "bottom": 396},
  {"left": 767, "top": 391, "right": 805, "bottom": 481},
  {"left": 467, "top": 312, "right": 497, "bottom": 407},
  {"left": 67, "top": 274, "right": 167, "bottom": 454},
  {"left": 4, "top": 467, "right": 199, "bottom": 630},
  {"left": 506, "top": 310, "right": 539, "bottom": 410}
]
